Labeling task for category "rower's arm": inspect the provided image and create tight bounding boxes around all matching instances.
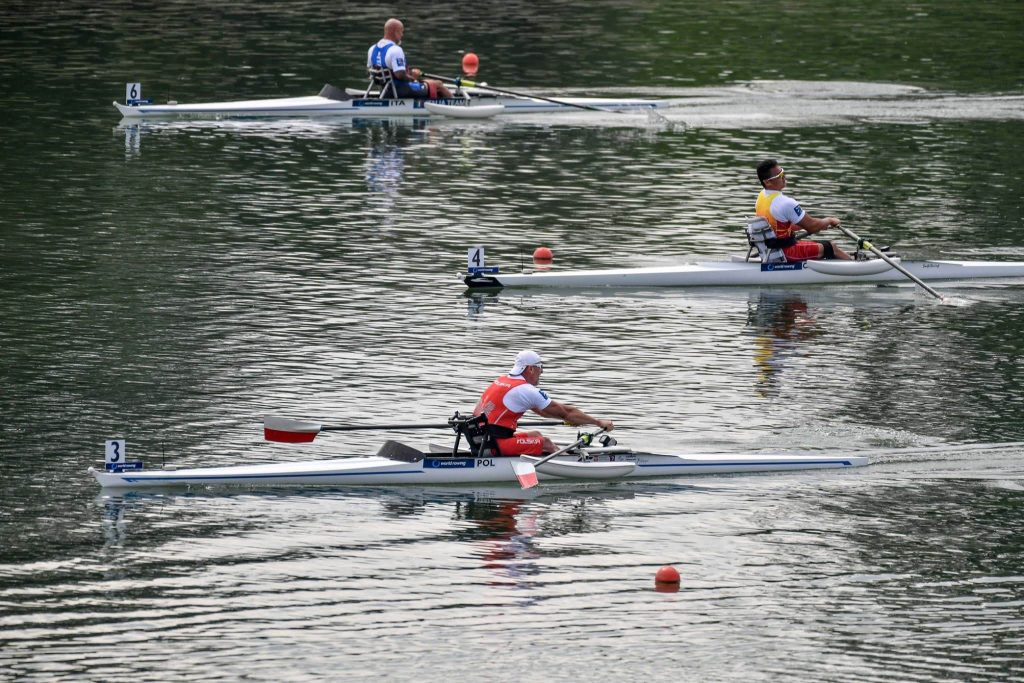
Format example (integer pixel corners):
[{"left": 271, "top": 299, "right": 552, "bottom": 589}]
[
  {"left": 797, "top": 214, "right": 841, "bottom": 234},
  {"left": 534, "top": 401, "right": 614, "bottom": 431},
  {"left": 393, "top": 67, "right": 422, "bottom": 82}
]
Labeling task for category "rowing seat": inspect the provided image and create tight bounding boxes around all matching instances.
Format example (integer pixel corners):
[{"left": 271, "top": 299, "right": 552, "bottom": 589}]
[
  {"left": 447, "top": 412, "right": 498, "bottom": 458},
  {"left": 745, "top": 216, "right": 787, "bottom": 264},
  {"left": 365, "top": 66, "right": 398, "bottom": 99}
]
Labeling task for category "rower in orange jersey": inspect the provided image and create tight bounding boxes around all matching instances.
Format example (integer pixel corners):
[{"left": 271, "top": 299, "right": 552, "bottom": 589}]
[
  {"left": 755, "top": 159, "right": 852, "bottom": 262},
  {"left": 474, "top": 350, "right": 614, "bottom": 456}
]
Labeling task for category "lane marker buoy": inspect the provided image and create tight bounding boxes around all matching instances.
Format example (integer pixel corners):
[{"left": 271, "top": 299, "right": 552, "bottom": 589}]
[{"left": 655, "top": 565, "right": 680, "bottom": 584}]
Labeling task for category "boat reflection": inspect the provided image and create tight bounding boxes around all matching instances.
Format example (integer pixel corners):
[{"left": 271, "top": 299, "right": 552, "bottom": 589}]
[
  {"left": 360, "top": 119, "right": 416, "bottom": 199},
  {"left": 113, "top": 117, "right": 352, "bottom": 156},
  {"left": 112, "top": 113, "right": 510, "bottom": 158},
  {"left": 113, "top": 116, "right": 431, "bottom": 157},
  {"left": 100, "top": 494, "right": 129, "bottom": 549},
  {"left": 446, "top": 486, "right": 643, "bottom": 590},
  {"left": 121, "top": 122, "right": 142, "bottom": 157},
  {"left": 463, "top": 290, "right": 553, "bottom": 318},
  {"left": 456, "top": 498, "right": 541, "bottom": 585},
  {"left": 746, "top": 291, "right": 823, "bottom": 398},
  {"left": 93, "top": 483, "right": 650, "bottom": 579}
]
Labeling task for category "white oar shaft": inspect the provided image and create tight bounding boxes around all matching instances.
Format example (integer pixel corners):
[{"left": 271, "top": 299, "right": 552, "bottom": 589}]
[
  {"left": 423, "top": 73, "right": 613, "bottom": 113},
  {"left": 512, "top": 427, "right": 611, "bottom": 488},
  {"left": 531, "top": 428, "right": 608, "bottom": 469},
  {"left": 836, "top": 225, "right": 945, "bottom": 301}
]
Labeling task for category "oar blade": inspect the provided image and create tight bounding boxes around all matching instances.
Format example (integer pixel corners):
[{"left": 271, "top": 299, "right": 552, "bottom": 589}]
[
  {"left": 263, "top": 416, "right": 322, "bottom": 443},
  {"left": 512, "top": 460, "right": 539, "bottom": 489},
  {"left": 377, "top": 440, "right": 425, "bottom": 463}
]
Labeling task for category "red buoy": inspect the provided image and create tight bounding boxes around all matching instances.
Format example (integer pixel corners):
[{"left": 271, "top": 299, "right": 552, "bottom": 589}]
[
  {"left": 533, "top": 246, "right": 553, "bottom": 261},
  {"left": 655, "top": 565, "right": 680, "bottom": 584},
  {"left": 462, "top": 52, "right": 480, "bottom": 76}
]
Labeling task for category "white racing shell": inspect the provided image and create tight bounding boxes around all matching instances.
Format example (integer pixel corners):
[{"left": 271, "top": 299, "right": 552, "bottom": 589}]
[{"left": 91, "top": 447, "right": 868, "bottom": 488}]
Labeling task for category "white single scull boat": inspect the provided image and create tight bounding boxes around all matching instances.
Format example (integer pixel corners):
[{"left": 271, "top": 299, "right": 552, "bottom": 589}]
[
  {"left": 90, "top": 446, "right": 867, "bottom": 489},
  {"left": 464, "top": 257, "right": 1024, "bottom": 289},
  {"left": 113, "top": 83, "right": 666, "bottom": 119},
  {"left": 91, "top": 415, "right": 866, "bottom": 488}
]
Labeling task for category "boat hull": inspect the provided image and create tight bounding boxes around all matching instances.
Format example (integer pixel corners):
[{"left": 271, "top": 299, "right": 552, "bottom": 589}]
[
  {"left": 465, "top": 259, "right": 1024, "bottom": 289},
  {"left": 113, "top": 90, "right": 666, "bottom": 119},
  {"left": 90, "top": 450, "right": 867, "bottom": 488}
]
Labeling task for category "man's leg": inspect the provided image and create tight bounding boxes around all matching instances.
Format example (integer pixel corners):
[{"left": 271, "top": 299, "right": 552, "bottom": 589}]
[{"left": 496, "top": 431, "right": 553, "bottom": 456}]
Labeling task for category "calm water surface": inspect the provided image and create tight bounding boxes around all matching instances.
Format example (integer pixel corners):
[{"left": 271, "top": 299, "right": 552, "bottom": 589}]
[{"left": 2, "top": 1, "right": 1023, "bottom": 681}]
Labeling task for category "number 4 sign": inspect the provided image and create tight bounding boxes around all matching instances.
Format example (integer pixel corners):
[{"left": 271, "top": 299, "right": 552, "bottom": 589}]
[{"left": 467, "top": 246, "right": 485, "bottom": 270}]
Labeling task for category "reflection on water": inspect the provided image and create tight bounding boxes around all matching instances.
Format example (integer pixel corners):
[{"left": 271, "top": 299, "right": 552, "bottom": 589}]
[
  {"left": 120, "top": 122, "right": 141, "bottom": 157},
  {"left": 455, "top": 497, "right": 541, "bottom": 588},
  {"left": 361, "top": 120, "right": 409, "bottom": 197},
  {"left": 465, "top": 290, "right": 499, "bottom": 318},
  {"left": 59, "top": 467, "right": 1022, "bottom": 681},
  {"left": 748, "top": 291, "right": 824, "bottom": 398},
  {"left": 100, "top": 496, "right": 129, "bottom": 549}
]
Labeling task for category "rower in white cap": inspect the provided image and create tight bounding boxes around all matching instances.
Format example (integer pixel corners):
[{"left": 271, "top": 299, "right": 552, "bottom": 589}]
[{"left": 473, "top": 350, "right": 615, "bottom": 456}]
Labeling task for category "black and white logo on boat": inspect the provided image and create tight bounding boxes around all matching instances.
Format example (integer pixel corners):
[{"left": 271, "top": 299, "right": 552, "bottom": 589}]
[{"left": 424, "top": 458, "right": 475, "bottom": 468}]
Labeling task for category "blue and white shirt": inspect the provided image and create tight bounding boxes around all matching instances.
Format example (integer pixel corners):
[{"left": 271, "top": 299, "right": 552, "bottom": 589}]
[{"left": 367, "top": 39, "right": 408, "bottom": 74}]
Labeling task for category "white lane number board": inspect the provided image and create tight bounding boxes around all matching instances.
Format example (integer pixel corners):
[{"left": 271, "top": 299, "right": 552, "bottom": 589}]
[
  {"left": 468, "top": 246, "right": 485, "bottom": 270},
  {"left": 105, "top": 439, "right": 126, "bottom": 465},
  {"left": 125, "top": 83, "right": 141, "bottom": 103}
]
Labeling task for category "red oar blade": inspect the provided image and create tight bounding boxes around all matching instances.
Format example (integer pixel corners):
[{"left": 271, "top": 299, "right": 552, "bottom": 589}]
[
  {"left": 263, "top": 416, "right": 322, "bottom": 443},
  {"left": 264, "top": 427, "right": 318, "bottom": 443},
  {"left": 512, "top": 460, "right": 539, "bottom": 489}
]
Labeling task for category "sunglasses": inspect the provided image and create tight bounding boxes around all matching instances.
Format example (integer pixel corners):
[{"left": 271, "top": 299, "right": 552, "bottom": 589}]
[{"left": 764, "top": 167, "right": 785, "bottom": 182}]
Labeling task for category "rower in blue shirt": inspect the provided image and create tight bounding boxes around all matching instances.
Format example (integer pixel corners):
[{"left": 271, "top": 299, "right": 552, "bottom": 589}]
[{"left": 367, "top": 18, "right": 453, "bottom": 99}]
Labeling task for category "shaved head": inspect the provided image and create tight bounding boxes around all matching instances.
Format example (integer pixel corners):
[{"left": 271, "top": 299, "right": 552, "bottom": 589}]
[{"left": 384, "top": 18, "right": 404, "bottom": 41}]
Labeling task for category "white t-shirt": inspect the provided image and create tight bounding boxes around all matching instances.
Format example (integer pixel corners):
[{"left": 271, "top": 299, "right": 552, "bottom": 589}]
[
  {"left": 503, "top": 375, "right": 552, "bottom": 414},
  {"left": 767, "top": 191, "right": 806, "bottom": 225},
  {"left": 366, "top": 39, "right": 408, "bottom": 73}
]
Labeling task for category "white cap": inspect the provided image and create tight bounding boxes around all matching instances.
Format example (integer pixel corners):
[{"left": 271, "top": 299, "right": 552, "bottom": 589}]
[{"left": 509, "top": 349, "right": 544, "bottom": 376}]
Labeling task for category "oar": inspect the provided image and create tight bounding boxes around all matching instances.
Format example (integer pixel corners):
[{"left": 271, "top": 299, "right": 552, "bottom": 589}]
[
  {"left": 422, "top": 73, "right": 616, "bottom": 114},
  {"left": 834, "top": 225, "right": 946, "bottom": 302},
  {"left": 264, "top": 415, "right": 562, "bottom": 443},
  {"left": 511, "top": 428, "right": 607, "bottom": 489}
]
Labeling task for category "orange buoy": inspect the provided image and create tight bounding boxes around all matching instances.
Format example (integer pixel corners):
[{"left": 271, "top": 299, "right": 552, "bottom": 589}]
[
  {"left": 533, "top": 246, "right": 553, "bottom": 261},
  {"left": 655, "top": 565, "right": 680, "bottom": 584},
  {"left": 462, "top": 52, "right": 480, "bottom": 76}
]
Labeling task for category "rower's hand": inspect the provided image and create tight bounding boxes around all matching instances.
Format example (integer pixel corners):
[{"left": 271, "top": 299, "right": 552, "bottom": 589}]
[
  {"left": 824, "top": 216, "right": 841, "bottom": 229},
  {"left": 410, "top": 67, "right": 422, "bottom": 80},
  {"left": 596, "top": 419, "right": 615, "bottom": 432}
]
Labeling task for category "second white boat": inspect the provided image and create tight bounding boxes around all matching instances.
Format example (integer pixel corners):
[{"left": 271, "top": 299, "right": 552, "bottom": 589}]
[{"left": 464, "top": 257, "right": 1024, "bottom": 289}]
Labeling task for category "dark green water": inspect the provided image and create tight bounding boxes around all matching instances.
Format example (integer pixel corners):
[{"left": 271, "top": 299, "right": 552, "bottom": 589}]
[{"left": 2, "top": 2, "right": 1023, "bottom": 680}]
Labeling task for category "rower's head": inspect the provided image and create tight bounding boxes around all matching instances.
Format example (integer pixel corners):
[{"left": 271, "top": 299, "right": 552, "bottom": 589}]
[
  {"left": 510, "top": 349, "right": 545, "bottom": 385},
  {"left": 384, "top": 18, "right": 404, "bottom": 43},
  {"left": 757, "top": 159, "right": 786, "bottom": 189}
]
